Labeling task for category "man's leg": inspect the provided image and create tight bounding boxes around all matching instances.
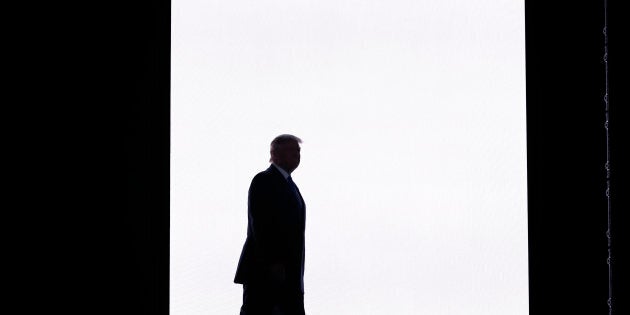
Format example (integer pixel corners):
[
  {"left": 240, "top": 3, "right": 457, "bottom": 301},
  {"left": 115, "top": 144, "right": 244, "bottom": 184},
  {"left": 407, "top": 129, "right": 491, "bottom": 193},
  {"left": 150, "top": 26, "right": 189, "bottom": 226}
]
[
  {"left": 277, "top": 287, "right": 305, "bottom": 315},
  {"left": 240, "top": 284, "right": 275, "bottom": 315}
]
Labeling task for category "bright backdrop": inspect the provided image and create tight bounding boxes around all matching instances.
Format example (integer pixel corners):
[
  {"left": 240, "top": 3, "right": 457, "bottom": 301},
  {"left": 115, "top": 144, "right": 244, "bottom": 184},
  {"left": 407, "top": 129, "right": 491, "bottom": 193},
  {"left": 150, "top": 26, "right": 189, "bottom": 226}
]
[{"left": 171, "top": 1, "right": 527, "bottom": 314}]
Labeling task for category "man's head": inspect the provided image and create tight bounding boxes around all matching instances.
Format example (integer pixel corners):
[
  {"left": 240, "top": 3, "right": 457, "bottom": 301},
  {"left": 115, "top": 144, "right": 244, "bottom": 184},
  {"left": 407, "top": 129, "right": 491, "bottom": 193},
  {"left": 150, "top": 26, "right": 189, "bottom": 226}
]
[{"left": 270, "top": 134, "right": 302, "bottom": 174}]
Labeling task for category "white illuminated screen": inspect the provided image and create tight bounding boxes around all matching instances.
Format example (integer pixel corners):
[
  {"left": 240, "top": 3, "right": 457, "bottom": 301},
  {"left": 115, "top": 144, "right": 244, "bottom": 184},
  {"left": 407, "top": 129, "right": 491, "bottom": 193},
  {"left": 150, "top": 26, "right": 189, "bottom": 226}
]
[{"left": 171, "top": 0, "right": 527, "bottom": 314}]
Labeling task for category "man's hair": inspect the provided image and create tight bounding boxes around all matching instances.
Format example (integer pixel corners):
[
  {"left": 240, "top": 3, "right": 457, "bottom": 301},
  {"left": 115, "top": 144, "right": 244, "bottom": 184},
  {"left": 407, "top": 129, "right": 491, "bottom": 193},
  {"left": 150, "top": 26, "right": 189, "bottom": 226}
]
[{"left": 270, "top": 134, "right": 302, "bottom": 162}]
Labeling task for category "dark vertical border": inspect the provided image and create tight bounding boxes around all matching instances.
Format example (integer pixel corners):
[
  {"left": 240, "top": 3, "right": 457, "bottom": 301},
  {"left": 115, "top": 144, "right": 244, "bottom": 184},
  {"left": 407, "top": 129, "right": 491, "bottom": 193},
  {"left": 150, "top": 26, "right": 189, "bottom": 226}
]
[
  {"left": 124, "top": 0, "right": 170, "bottom": 314},
  {"left": 525, "top": 1, "right": 606, "bottom": 313},
  {"left": 526, "top": 1, "right": 627, "bottom": 314},
  {"left": 607, "top": 0, "right": 630, "bottom": 314}
]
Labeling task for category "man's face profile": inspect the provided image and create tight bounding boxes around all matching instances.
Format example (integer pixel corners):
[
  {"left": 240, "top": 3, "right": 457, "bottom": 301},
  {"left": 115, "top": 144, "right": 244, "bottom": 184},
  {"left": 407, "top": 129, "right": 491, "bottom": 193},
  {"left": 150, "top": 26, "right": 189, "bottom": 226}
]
[{"left": 273, "top": 141, "right": 301, "bottom": 173}]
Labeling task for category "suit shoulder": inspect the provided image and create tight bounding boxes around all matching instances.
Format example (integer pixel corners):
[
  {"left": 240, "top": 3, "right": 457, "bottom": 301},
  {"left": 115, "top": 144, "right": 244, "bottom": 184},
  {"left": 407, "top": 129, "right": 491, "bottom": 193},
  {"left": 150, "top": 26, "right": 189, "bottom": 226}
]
[
  {"left": 251, "top": 167, "right": 276, "bottom": 184},
  {"left": 252, "top": 168, "right": 271, "bottom": 179}
]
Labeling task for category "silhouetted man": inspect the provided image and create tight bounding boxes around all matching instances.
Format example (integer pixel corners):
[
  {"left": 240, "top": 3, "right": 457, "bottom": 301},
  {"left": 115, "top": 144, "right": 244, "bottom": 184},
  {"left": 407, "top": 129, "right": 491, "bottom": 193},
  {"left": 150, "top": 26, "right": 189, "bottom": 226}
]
[{"left": 235, "top": 134, "right": 306, "bottom": 315}]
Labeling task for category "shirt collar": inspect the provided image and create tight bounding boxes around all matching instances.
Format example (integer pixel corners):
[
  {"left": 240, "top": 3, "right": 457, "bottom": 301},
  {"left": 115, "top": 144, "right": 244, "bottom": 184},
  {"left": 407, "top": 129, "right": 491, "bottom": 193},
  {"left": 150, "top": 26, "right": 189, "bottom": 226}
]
[{"left": 271, "top": 163, "right": 290, "bottom": 180}]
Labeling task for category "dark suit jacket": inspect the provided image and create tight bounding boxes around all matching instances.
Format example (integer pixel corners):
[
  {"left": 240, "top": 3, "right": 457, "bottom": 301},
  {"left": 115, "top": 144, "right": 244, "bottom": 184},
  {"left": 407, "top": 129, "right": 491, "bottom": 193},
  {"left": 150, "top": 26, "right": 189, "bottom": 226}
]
[{"left": 234, "top": 164, "right": 306, "bottom": 293}]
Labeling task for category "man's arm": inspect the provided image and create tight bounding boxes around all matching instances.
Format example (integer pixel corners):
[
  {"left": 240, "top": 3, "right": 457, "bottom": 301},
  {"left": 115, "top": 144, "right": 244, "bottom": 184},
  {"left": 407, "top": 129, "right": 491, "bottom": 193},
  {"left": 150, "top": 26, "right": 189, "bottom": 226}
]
[{"left": 248, "top": 174, "right": 286, "bottom": 266}]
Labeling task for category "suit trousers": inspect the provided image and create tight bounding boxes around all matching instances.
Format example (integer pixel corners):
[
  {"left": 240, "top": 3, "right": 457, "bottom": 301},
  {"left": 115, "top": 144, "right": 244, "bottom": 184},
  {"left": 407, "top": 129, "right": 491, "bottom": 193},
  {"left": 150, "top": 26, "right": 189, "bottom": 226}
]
[{"left": 239, "top": 283, "right": 305, "bottom": 315}]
